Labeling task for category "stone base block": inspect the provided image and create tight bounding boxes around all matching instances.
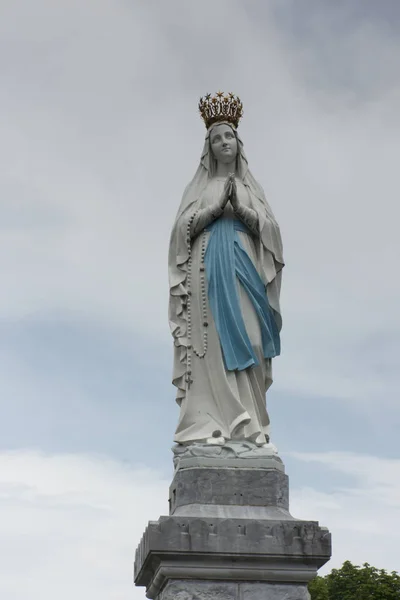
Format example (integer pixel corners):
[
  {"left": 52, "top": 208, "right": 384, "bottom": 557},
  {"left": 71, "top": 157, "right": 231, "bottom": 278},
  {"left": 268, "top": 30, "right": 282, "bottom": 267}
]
[
  {"left": 161, "top": 579, "right": 311, "bottom": 600},
  {"left": 135, "top": 457, "right": 331, "bottom": 599},
  {"left": 134, "top": 516, "right": 331, "bottom": 598},
  {"left": 169, "top": 465, "right": 289, "bottom": 516}
]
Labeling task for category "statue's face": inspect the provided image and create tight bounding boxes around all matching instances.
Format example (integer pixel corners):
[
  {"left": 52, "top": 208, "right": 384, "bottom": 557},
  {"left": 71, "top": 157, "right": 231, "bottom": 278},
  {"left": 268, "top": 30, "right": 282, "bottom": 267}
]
[{"left": 210, "top": 123, "right": 238, "bottom": 165}]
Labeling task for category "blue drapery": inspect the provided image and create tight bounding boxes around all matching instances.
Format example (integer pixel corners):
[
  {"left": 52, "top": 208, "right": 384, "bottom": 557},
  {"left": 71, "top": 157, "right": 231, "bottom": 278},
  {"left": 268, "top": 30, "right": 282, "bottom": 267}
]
[{"left": 205, "top": 218, "right": 280, "bottom": 371}]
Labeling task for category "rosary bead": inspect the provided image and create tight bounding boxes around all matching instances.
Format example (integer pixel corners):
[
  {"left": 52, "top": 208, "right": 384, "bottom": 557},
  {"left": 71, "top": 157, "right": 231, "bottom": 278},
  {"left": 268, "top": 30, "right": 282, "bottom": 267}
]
[{"left": 185, "top": 222, "right": 208, "bottom": 381}]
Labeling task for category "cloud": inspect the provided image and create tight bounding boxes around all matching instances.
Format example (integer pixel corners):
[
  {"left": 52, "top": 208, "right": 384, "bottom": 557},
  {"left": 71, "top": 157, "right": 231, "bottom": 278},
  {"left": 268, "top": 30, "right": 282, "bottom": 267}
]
[
  {"left": 0, "top": 450, "right": 170, "bottom": 600},
  {"left": 0, "top": 313, "right": 177, "bottom": 466},
  {"left": 290, "top": 451, "right": 400, "bottom": 574}
]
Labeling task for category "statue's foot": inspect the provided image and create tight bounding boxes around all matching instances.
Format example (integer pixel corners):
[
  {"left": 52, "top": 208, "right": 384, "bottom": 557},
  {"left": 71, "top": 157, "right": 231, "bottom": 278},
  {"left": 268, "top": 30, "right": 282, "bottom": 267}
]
[
  {"left": 206, "top": 436, "right": 225, "bottom": 445},
  {"left": 252, "top": 433, "right": 269, "bottom": 447},
  {"left": 261, "top": 442, "right": 279, "bottom": 454}
]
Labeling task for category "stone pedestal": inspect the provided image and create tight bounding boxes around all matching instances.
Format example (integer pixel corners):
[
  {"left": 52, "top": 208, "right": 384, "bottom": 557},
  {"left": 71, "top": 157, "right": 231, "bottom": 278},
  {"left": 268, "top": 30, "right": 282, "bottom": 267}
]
[{"left": 134, "top": 450, "right": 331, "bottom": 599}]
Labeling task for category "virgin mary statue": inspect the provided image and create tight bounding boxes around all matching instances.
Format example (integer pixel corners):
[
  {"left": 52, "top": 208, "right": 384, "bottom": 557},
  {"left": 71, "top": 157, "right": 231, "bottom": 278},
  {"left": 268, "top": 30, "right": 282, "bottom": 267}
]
[{"left": 169, "top": 93, "right": 284, "bottom": 448}]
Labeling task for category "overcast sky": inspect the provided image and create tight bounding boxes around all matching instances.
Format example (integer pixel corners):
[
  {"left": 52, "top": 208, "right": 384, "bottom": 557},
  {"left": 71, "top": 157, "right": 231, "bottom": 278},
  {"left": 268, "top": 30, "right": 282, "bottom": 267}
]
[{"left": 0, "top": 1, "right": 399, "bottom": 598}]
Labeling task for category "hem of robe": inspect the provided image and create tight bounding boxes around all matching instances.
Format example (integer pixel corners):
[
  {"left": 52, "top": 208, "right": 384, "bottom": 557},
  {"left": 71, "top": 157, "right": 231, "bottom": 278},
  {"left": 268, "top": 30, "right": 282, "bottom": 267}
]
[{"left": 174, "top": 409, "right": 254, "bottom": 444}]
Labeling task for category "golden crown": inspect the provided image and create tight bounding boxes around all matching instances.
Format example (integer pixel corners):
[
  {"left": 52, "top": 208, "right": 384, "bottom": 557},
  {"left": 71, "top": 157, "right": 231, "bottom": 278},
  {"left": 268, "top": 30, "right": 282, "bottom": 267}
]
[{"left": 199, "top": 92, "right": 243, "bottom": 129}]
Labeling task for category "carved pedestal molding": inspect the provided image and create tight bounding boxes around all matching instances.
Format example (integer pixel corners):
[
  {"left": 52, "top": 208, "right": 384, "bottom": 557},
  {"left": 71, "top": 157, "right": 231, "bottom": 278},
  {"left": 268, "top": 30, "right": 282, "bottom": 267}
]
[
  {"left": 134, "top": 455, "right": 331, "bottom": 599},
  {"left": 161, "top": 580, "right": 312, "bottom": 600},
  {"left": 172, "top": 441, "right": 282, "bottom": 471}
]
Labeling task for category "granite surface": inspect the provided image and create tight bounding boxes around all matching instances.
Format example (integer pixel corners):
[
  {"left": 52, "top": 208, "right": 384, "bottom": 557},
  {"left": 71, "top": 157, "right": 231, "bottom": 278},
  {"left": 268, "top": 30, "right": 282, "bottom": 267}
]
[
  {"left": 161, "top": 580, "right": 311, "bottom": 600},
  {"left": 169, "top": 466, "right": 289, "bottom": 513}
]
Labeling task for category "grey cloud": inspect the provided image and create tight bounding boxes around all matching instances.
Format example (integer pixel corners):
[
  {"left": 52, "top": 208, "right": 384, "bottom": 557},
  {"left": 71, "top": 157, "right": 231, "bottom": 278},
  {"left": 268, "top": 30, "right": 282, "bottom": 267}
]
[{"left": 0, "top": 177, "right": 72, "bottom": 230}]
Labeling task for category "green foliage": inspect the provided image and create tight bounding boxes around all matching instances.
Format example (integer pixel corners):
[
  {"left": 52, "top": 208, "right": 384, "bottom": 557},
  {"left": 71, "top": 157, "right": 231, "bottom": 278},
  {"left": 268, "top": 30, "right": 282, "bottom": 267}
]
[
  {"left": 308, "top": 576, "right": 329, "bottom": 600},
  {"left": 308, "top": 561, "right": 400, "bottom": 600}
]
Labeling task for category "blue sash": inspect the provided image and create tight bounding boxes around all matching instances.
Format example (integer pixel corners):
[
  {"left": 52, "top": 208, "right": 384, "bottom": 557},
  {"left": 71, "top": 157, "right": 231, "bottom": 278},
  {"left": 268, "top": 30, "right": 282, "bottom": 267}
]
[{"left": 205, "top": 218, "right": 280, "bottom": 371}]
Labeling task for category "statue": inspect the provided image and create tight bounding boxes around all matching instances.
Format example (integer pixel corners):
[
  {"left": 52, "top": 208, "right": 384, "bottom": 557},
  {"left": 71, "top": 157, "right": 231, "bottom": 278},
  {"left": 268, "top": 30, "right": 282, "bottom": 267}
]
[
  {"left": 168, "top": 93, "right": 284, "bottom": 450},
  {"left": 136, "top": 103, "right": 331, "bottom": 596}
]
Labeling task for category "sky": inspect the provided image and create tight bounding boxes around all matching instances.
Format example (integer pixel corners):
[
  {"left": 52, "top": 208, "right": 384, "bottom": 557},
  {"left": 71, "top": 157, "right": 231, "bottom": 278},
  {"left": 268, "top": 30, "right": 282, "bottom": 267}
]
[{"left": 0, "top": 0, "right": 399, "bottom": 598}]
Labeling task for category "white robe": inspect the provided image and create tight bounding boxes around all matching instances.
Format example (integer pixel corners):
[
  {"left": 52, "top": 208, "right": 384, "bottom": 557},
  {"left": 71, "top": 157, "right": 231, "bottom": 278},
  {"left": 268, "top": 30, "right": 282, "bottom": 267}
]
[
  {"left": 170, "top": 177, "right": 281, "bottom": 445},
  {"left": 169, "top": 126, "right": 283, "bottom": 446}
]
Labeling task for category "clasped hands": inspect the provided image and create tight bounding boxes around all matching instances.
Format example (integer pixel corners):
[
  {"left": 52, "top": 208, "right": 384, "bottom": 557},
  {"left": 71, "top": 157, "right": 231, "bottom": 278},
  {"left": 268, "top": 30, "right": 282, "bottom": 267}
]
[{"left": 220, "top": 172, "right": 240, "bottom": 211}]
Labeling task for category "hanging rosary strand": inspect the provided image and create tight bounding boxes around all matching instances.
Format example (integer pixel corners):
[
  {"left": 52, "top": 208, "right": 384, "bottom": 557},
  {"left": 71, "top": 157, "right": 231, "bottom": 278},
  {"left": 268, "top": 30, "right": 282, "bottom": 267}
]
[{"left": 185, "top": 213, "right": 208, "bottom": 388}]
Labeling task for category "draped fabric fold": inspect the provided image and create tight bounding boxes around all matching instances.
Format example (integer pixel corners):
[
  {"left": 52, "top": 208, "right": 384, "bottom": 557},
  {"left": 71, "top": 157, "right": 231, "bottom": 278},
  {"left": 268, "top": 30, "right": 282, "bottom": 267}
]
[{"left": 205, "top": 218, "right": 280, "bottom": 372}]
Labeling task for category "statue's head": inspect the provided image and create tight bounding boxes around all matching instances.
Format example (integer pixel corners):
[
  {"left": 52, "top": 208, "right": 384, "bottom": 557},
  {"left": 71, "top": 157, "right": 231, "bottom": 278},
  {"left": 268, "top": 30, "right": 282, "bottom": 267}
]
[
  {"left": 209, "top": 122, "right": 238, "bottom": 166},
  {"left": 199, "top": 92, "right": 243, "bottom": 176}
]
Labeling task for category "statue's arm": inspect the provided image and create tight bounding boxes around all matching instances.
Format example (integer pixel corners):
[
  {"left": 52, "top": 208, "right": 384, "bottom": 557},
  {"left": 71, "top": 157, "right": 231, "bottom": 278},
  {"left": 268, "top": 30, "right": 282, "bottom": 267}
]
[{"left": 230, "top": 179, "right": 259, "bottom": 235}]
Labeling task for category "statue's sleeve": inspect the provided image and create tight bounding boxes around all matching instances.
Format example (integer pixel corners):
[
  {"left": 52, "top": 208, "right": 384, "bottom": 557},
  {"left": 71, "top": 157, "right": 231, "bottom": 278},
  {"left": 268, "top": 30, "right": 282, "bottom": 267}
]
[
  {"left": 233, "top": 204, "right": 259, "bottom": 235},
  {"left": 190, "top": 204, "right": 224, "bottom": 237}
]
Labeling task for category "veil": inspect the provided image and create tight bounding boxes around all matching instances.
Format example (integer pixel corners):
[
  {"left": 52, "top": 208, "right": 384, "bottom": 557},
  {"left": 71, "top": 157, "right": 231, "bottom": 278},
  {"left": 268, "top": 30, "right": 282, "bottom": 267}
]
[{"left": 168, "top": 124, "right": 284, "bottom": 400}]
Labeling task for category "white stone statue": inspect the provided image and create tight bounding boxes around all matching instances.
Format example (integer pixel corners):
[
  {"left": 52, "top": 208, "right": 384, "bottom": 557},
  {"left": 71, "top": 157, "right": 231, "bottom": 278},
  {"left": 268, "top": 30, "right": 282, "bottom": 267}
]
[{"left": 169, "top": 93, "right": 284, "bottom": 448}]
